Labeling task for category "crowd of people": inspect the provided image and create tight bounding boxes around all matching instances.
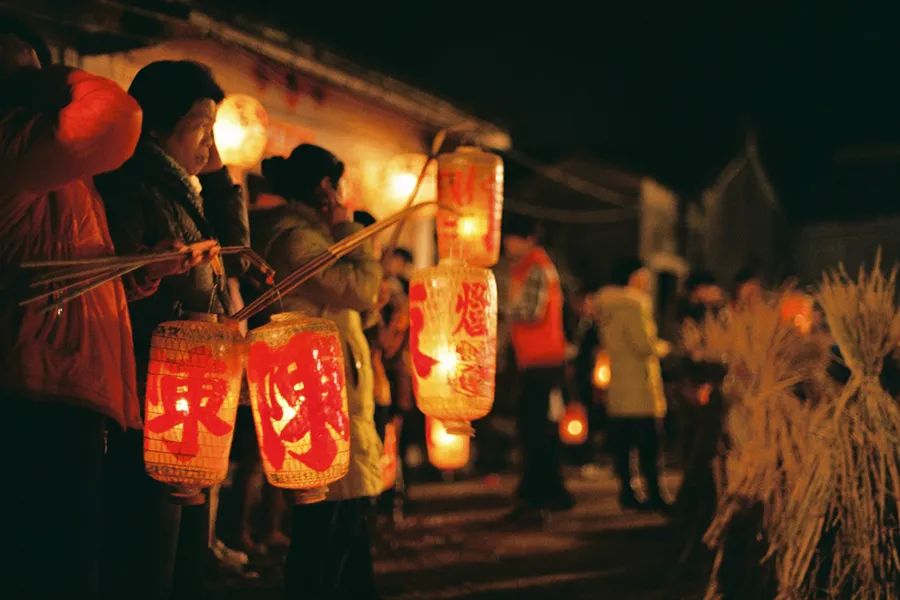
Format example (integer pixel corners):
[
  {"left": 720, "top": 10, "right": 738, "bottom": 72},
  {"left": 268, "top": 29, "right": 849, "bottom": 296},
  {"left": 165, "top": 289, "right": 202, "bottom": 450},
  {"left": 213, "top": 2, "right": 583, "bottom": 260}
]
[{"left": 3, "top": 16, "right": 857, "bottom": 600}]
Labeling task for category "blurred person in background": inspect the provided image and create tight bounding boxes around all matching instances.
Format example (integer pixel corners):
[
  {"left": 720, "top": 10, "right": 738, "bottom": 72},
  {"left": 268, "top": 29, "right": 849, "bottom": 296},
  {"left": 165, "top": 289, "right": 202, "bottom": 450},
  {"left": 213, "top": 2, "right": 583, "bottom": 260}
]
[
  {"left": 502, "top": 213, "right": 574, "bottom": 524},
  {"left": 594, "top": 258, "right": 671, "bottom": 513}
]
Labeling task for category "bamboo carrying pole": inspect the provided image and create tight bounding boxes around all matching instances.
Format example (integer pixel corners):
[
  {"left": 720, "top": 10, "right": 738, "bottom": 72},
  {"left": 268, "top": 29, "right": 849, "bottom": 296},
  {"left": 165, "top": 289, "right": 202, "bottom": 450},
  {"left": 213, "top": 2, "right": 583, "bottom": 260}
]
[
  {"left": 19, "top": 246, "right": 274, "bottom": 309},
  {"left": 233, "top": 201, "right": 447, "bottom": 322}
]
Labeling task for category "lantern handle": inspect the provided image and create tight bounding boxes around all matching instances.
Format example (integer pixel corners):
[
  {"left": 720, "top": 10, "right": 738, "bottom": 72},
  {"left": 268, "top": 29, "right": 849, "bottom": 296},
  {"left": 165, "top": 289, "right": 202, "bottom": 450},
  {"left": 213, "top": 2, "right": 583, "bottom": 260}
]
[
  {"left": 382, "top": 123, "right": 479, "bottom": 261},
  {"left": 233, "top": 201, "right": 456, "bottom": 322}
]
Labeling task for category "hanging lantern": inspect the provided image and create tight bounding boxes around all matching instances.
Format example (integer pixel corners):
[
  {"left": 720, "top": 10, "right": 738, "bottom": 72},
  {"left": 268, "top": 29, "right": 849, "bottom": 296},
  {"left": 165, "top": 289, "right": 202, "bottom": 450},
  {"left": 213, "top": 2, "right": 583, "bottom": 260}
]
[
  {"left": 381, "top": 420, "right": 399, "bottom": 492},
  {"left": 144, "top": 315, "right": 245, "bottom": 500},
  {"left": 592, "top": 350, "right": 611, "bottom": 390},
  {"left": 409, "top": 258, "right": 497, "bottom": 435},
  {"left": 436, "top": 146, "right": 504, "bottom": 267},
  {"left": 559, "top": 402, "right": 589, "bottom": 445},
  {"left": 382, "top": 153, "right": 437, "bottom": 216},
  {"left": 779, "top": 292, "right": 814, "bottom": 335},
  {"left": 426, "top": 416, "right": 470, "bottom": 470},
  {"left": 247, "top": 312, "right": 351, "bottom": 503},
  {"left": 214, "top": 94, "right": 270, "bottom": 168}
]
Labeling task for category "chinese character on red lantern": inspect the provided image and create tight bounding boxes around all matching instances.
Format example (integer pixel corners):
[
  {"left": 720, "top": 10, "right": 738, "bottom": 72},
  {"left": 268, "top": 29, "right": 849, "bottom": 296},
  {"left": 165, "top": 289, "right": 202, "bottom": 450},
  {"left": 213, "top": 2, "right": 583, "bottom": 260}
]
[
  {"left": 146, "top": 345, "right": 233, "bottom": 460},
  {"left": 436, "top": 147, "right": 504, "bottom": 267},
  {"left": 409, "top": 259, "right": 497, "bottom": 434},
  {"left": 247, "top": 313, "right": 351, "bottom": 491},
  {"left": 143, "top": 318, "right": 244, "bottom": 495}
]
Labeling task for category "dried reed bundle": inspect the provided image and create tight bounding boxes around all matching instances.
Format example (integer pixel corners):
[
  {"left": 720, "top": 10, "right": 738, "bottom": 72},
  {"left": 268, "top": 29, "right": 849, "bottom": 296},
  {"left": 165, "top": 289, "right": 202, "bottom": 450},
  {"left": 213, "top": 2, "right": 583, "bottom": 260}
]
[
  {"left": 689, "top": 297, "right": 831, "bottom": 600},
  {"left": 699, "top": 258, "right": 900, "bottom": 600},
  {"left": 804, "top": 259, "right": 900, "bottom": 599}
]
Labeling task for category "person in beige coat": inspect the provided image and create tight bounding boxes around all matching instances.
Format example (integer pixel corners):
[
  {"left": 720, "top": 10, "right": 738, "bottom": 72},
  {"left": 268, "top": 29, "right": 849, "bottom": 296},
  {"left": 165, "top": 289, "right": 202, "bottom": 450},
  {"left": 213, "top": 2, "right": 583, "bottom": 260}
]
[
  {"left": 252, "top": 144, "right": 382, "bottom": 599},
  {"left": 594, "top": 258, "right": 671, "bottom": 512}
]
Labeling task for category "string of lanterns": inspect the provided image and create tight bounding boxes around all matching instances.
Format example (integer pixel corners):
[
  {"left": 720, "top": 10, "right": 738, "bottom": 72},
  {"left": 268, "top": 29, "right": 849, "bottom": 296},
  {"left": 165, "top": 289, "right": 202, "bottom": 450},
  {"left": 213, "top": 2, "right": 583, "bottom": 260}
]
[{"left": 142, "top": 143, "right": 505, "bottom": 499}]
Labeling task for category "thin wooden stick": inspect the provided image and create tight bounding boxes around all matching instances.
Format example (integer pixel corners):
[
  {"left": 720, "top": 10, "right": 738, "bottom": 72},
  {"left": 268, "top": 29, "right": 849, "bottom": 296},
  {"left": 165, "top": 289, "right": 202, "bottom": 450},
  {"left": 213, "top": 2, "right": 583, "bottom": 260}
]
[
  {"left": 20, "top": 266, "right": 134, "bottom": 306},
  {"left": 27, "top": 246, "right": 269, "bottom": 288},
  {"left": 33, "top": 265, "right": 141, "bottom": 313},
  {"left": 22, "top": 245, "right": 247, "bottom": 271},
  {"left": 234, "top": 201, "right": 446, "bottom": 322}
]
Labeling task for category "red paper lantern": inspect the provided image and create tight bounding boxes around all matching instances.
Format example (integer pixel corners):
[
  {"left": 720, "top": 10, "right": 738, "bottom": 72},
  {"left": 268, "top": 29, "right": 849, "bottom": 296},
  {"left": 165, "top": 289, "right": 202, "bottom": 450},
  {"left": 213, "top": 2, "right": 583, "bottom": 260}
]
[
  {"left": 144, "top": 315, "right": 244, "bottom": 499},
  {"left": 409, "top": 258, "right": 497, "bottom": 435},
  {"left": 436, "top": 146, "right": 504, "bottom": 267},
  {"left": 247, "top": 313, "right": 351, "bottom": 502},
  {"left": 559, "top": 402, "right": 589, "bottom": 445},
  {"left": 592, "top": 350, "right": 611, "bottom": 390},
  {"left": 426, "top": 416, "right": 470, "bottom": 470},
  {"left": 779, "top": 292, "right": 814, "bottom": 334}
]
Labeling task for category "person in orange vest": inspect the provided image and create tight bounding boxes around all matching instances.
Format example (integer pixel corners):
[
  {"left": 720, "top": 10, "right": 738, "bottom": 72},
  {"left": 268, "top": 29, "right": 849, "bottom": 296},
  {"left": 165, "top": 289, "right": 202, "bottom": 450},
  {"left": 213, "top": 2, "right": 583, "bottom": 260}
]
[{"left": 502, "top": 214, "right": 574, "bottom": 523}]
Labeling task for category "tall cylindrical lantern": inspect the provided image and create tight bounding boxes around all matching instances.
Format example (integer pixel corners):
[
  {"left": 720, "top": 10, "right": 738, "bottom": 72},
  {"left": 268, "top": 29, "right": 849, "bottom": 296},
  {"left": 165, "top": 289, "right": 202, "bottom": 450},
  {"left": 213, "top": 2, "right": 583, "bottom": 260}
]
[
  {"left": 559, "top": 402, "right": 589, "bottom": 445},
  {"left": 436, "top": 146, "right": 504, "bottom": 267},
  {"left": 144, "top": 314, "right": 244, "bottom": 500},
  {"left": 426, "top": 416, "right": 470, "bottom": 470},
  {"left": 247, "top": 312, "right": 350, "bottom": 503},
  {"left": 592, "top": 350, "right": 611, "bottom": 390},
  {"left": 409, "top": 258, "right": 497, "bottom": 435}
]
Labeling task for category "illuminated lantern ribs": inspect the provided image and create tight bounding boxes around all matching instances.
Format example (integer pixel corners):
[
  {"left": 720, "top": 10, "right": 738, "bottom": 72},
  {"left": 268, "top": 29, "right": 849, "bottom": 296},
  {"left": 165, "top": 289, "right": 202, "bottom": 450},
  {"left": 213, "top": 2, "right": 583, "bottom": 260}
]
[
  {"left": 426, "top": 416, "right": 470, "bottom": 470},
  {"left": 144, "top": 315, "right": 244, "bottom": 498},
  {"left": 559, "top": 402, "right": 589, "bottom": 446},
  {"left": 436, "top": 146, "right": 504, "bottom": 267},
  {"left": 409, "top": 259, "right": 497, "bottom": 435},
  {"left": 247, "top": 313, "right": 350, "bottom": 500}
]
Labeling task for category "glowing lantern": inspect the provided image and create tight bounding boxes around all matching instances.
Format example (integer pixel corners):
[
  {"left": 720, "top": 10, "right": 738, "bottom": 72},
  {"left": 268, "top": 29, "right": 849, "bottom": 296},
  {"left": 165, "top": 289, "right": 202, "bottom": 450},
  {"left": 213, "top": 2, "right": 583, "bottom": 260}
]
[
  {"left": 426, "top": 416, "right": 470, "bottom": 470},
  {"left": 381, "top": 420, "right": 399, "bottom": 492},
  {"left": 409, "top": 258, "right": 497, "bottom": 435},
  {"left": 214, "top": 94, "right": 269, "bottom": 168},
  {"left": 436, "top": 146, "right": 504, "bottom": 267},
  {"left": 144, "top": 315, "right": 245, "bottom": 500},
  {"left": 592, "top": 350, "right": 611, "bottom": 390},
  {"left": 383, "top": 153, "right": 437, "bottom": 215},
  {"left": 779, "top": 292, "right": 814, "bottom": 334},
  {"left": 559, "top": 402, "right": 589, "bottom": 445},
  {"left": 247, "top": 312, "right": 351, "bottom": 503}
]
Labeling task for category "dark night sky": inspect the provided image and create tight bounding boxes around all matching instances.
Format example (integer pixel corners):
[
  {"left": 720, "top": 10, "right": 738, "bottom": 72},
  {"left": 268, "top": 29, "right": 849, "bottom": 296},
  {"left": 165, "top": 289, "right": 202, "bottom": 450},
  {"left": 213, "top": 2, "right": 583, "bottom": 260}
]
[{"left": 193, "top": 3, "right": 900, "bottom": 219}]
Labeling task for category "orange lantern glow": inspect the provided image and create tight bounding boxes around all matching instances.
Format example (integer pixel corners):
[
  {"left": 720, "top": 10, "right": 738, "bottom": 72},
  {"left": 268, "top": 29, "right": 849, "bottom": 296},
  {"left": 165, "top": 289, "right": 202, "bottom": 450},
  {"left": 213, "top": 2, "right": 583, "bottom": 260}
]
[
  {"left": 592, "top": 350, "right": 611, "bottom": 390},
  {"left": 214, "top": 94, "right": 269, "bottom": 168},
  {"left": 426, "top": 416, "right": 470, "bottom": 470},
  {"left": 382, "top": 153, "right": 437, "bottom": 215},
  {"left": 559, "top": 402, "right": 589, "bottom": 445},
  {"left": 247, "top": 313, "right": 350, "bottom": 502},
  {"left": 436, "top": 146, "right": 504, "bottom": 267},
  {"left": 409, "top": 258, "right": 497, "bottom": 435},
  {"left": 144, "top": 315, "right": 244, "bottom": 499},
  {"left": 381, "top": 420, "right": 399, "bottom": 492},
  {"left": 779, "top": 292, "right": 814, "bottom": 334}
]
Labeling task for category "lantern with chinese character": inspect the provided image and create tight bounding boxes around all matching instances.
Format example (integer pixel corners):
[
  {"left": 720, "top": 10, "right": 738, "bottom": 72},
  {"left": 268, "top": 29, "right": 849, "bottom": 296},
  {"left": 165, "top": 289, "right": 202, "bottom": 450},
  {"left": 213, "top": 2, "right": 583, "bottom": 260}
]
[
  {"left": 381, "top": 420, "right": 399, "bottom": 492},
  {"left": 592, "top": 350, "right": 611, "bottom": 390},
  {"left": 779, "top": 292, "right": 814, "bottom": 334},
  {"left": 247, "top": 312, "right": 350, "bottom": 503},
  {"left": 214, "top": 94, "right": 269, "bottom": 168},
  {"left": 559, "top": 402, "right": 589, "bottom": 445},
  {"left": 144, "top": 315, "right": 245, "bottom": 500},
  {"left": 409, "top": 258, "right": 497, "bottom": 435},
  {"left": 426, "top": 416, "right": 470, "bottom": 470},
  {"left": 436, "top": 146, "right": 504, "bottom": 267}
]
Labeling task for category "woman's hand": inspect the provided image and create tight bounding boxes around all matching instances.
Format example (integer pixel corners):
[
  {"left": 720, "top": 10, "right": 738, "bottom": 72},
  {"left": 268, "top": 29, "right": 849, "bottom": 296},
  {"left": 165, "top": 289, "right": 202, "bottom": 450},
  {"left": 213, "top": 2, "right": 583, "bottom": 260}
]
[{"left": 144, "top": 240, "right": 220, "bottom": 280}]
